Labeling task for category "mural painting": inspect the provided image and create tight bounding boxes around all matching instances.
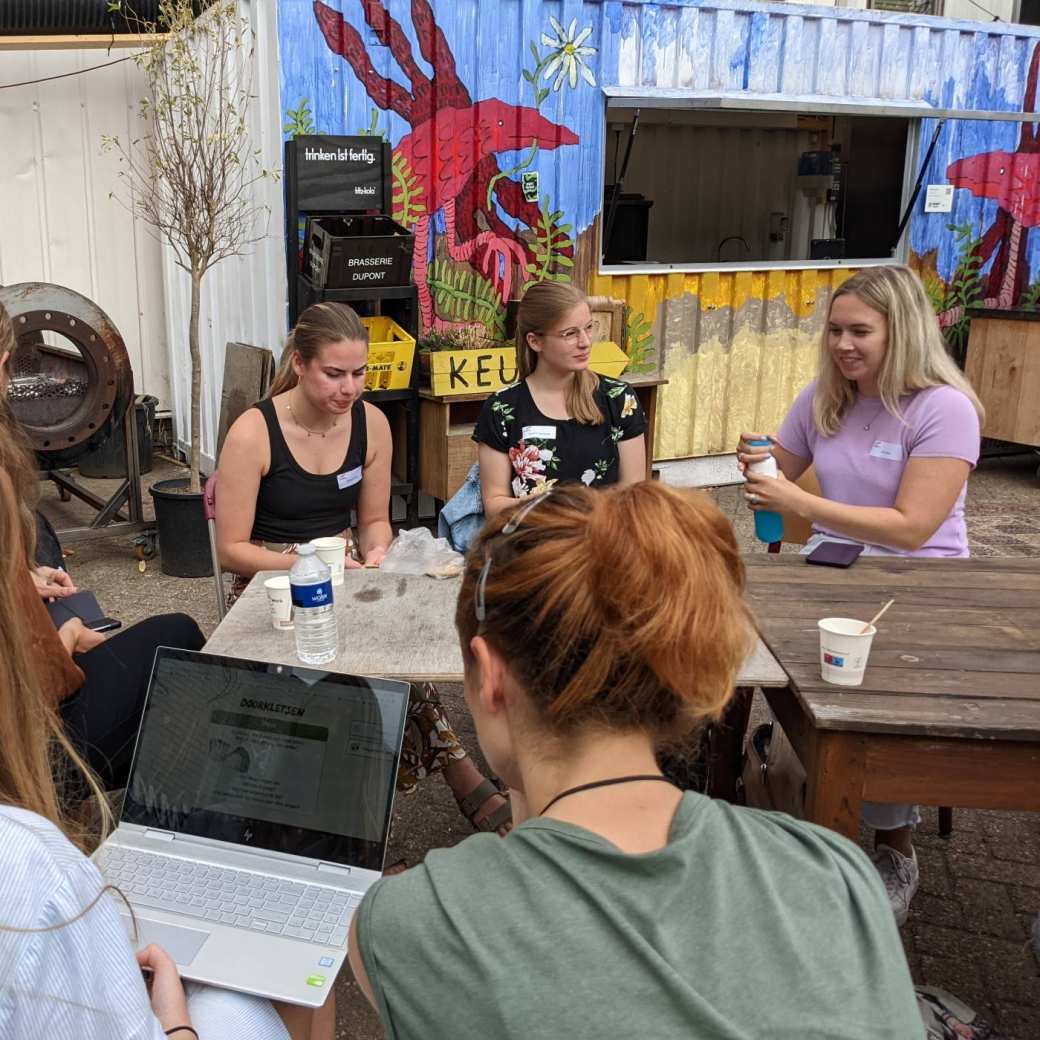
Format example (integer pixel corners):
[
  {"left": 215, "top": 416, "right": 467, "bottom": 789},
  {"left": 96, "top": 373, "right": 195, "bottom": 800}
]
[
  {"left": 280, "top": 1, "right": 1040, "bottom": 460},
  {"left": 913, "top": 43, "right": 1040, "bottom": 360},
  {"left": 292, "top": 0, "right": 602, "bottom": 344}
]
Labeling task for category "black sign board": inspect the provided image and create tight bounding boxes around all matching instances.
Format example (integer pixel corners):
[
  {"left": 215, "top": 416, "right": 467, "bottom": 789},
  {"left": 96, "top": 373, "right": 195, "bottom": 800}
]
[{"left": 289, "top": 134, "right": 386, "bottom": 212}]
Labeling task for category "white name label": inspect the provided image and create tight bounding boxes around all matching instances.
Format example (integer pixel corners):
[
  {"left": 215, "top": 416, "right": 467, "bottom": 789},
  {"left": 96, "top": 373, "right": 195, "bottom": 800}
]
[
  {"left": 869, "top": 440, "right": 903, "bottom": 461},
  {"left": 521, "top": 425, "right": 557, "bottom": 441},
  {"left": 337, "top": 466, "right": 363, "bottom": 490}
]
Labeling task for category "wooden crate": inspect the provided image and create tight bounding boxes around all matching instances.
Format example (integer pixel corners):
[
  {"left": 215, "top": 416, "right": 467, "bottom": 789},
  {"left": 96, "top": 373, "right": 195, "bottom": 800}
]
[{"left": 965, "top": 312, "right": 1040, "bottom": 447}]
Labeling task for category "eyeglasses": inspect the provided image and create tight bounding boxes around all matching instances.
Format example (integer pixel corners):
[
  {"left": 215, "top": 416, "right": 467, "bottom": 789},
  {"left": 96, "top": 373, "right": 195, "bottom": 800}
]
[
  {"left": 546, "top": 321, "right": 595, "bottom": 345},
  {"left": 474, "top": 490, "right": 555, "bottom": 625}
]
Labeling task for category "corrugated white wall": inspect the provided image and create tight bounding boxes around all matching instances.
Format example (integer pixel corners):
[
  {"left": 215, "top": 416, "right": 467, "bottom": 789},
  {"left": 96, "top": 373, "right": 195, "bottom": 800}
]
[
  {"left": 160, "top": 0, "right": 287, "bottom": 472},
  {"left": 0, "top": 45, "right": 169, "bottom": 406}
]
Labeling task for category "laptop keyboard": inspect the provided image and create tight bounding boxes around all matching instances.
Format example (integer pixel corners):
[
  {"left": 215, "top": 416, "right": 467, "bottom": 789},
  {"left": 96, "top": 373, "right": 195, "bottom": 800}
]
[{"left": 96, "top": 845, "right": 361, "bottom": 948}]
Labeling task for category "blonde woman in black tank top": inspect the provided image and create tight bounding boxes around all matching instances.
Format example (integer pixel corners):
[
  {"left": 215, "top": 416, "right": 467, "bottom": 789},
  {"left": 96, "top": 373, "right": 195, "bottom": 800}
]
[{"left": 216, "top": 303, "right": 512, "bottom": 841}]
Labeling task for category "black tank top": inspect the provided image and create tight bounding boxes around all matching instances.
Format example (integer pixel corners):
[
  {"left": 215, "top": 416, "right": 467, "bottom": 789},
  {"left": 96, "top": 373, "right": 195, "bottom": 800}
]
[{"left": 250, "top": 396, "right": 368, "bottom": 543}]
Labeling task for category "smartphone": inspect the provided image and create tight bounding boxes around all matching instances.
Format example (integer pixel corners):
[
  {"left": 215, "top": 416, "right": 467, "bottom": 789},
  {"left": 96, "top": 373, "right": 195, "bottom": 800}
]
[
  {"left": 85, "top": 616, "right": 123, "bottom": 633},
  {"left": 805, "top": 541, "right": 863, "bottom": 568}
]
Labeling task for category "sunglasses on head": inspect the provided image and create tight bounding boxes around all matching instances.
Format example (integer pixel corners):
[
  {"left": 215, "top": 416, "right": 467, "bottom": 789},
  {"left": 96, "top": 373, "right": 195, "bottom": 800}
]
[{"left": 473, "top": 490, "right": 556, "bottom": 625}]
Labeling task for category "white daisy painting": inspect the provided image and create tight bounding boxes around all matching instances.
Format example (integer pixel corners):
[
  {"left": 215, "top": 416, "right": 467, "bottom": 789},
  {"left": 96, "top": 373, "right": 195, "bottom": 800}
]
[{"left": 541, "top": 17, "right": 597, "bottom": 91}]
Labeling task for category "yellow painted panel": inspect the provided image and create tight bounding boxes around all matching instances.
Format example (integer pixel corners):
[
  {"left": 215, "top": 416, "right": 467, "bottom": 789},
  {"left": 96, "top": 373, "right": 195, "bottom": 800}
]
[
  {"left": 583, "top": 266, "right": 859, "bottom": 459},
  {"left": 429, "top": 342, "right": 628, "bottom": 396}
]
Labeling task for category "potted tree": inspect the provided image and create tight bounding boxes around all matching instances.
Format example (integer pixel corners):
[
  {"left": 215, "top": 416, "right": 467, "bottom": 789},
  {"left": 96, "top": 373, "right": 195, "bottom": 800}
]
[{"left": 104, "top": 0, "right": 271, "bottom": 575}]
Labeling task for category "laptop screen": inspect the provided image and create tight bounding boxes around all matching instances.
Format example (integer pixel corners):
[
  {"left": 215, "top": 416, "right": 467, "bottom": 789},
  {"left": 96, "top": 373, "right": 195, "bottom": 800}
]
[{"left": 121, "top": 649, "right": 409, "bottom": 871}]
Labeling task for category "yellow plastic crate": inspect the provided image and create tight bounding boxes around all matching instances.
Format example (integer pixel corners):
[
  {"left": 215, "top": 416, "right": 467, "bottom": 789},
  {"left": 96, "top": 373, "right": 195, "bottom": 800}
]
[{"left": 361, "top": 316, "right": 415, "bottom": 390}]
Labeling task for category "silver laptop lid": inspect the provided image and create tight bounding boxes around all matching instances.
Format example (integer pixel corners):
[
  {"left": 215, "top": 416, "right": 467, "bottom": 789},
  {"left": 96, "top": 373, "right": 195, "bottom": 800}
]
[{"left": 120, "top": 648, "right": 409, "bottom": 872}]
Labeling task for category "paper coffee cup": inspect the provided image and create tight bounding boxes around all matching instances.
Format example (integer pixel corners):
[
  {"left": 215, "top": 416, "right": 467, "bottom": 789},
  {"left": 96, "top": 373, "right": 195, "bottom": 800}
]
[
  {"left": 312, "top": 536, "right": 347, "bottom": 586},
  {"left": 263, "top": 575, "right": 293, "bottom": 630},
  {"left": 818, "top": 617, "right": 876, "bottom": 686}
]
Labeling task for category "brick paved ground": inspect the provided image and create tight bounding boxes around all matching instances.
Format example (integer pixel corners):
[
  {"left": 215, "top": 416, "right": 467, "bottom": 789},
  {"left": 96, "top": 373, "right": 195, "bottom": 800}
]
[{"left": 50, "top": 450, "right": 1040, "bottom": 1039}]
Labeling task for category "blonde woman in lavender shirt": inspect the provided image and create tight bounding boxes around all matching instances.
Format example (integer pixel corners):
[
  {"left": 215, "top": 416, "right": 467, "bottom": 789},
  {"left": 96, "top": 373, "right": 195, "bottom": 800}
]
[{"left": 736, "top": 264, "right": 984, "bottom": 926}]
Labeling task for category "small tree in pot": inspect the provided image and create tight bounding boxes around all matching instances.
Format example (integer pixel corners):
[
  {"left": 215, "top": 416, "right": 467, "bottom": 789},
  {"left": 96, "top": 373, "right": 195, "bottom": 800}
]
[{"left": 104, "top": 0, "right": 272, "bottom": 493}]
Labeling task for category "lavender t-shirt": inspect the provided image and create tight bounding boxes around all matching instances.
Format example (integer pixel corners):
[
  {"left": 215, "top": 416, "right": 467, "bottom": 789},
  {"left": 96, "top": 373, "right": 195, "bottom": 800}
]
[{"left": 776, "top": 381, "right": 980, "bottom": 557}]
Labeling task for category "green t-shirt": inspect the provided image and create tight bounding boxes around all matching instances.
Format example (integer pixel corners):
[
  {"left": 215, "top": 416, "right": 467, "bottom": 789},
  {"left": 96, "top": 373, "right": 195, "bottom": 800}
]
[{"left": 357, "top": 792, "right": 922, "bottom": 1039}]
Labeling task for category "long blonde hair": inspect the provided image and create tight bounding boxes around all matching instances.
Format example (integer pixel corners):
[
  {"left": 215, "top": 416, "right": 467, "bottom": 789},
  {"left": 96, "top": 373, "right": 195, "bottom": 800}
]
[
  {"left": 0, "top": 467, "right": 111, "bottom": 853},
  {"left": 814, "top": 265, "right": 985, "bottom": 436},
  {"left": 516, "top": 282, "right": 603, "bottom": 425},
  {"left": 268, "top": 302, "right": 369, "bottom": 397},
  {"left": 0, "top": 302, "right": 40, "bottom": 564}
]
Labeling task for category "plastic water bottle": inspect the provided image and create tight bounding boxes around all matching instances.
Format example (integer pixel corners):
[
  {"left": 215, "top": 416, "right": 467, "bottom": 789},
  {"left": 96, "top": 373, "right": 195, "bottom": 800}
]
[
  {"left": 289, "top": 544, "right": 338, "bottom": 665},
  {"left": 746, "top": 438, "right": 785, "bottom": 544}
]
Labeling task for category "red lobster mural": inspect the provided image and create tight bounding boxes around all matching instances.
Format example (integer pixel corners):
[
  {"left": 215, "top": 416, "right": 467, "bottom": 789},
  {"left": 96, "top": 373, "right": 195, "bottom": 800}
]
[
  {"left": 314, "top": 0, "right": 580, "bottom": 330},
  {"left": 941, "top": 43, "right": 1040, "bottom": 324}
]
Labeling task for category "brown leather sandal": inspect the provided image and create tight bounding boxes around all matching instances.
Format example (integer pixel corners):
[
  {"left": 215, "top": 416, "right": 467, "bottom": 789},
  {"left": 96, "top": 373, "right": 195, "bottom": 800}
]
[{"left": 455, "top": 779, "right": 512, "bottom": 834}]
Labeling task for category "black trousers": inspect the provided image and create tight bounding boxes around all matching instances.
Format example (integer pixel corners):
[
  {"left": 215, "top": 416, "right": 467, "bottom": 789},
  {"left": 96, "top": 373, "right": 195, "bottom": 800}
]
[{"left": 59, "top": 613, "right": 205, "bottom": 791}]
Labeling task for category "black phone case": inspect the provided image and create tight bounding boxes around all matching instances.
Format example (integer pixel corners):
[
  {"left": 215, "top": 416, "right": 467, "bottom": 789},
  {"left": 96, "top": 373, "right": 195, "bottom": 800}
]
[{"left": 805, "top": 541, "right": 863, "bottom": 568}]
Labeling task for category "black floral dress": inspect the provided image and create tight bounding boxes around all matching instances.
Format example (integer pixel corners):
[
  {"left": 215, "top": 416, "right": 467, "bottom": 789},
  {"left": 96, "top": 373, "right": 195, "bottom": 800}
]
[{"left": 473, "top": 376, "right": 648, "bottom": 497}]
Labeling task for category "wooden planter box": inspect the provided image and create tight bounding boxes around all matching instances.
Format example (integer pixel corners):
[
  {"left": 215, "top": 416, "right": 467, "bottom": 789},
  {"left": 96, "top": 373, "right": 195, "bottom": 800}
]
[{"left": 965, "top": 309, "right": 1040, "bottom": 448}]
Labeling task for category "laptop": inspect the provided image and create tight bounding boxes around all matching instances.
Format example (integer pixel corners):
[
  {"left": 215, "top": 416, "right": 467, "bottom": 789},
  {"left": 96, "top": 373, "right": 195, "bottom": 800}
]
[{"left": 93, "top": 647, "right": 409, "bottom": 1007}]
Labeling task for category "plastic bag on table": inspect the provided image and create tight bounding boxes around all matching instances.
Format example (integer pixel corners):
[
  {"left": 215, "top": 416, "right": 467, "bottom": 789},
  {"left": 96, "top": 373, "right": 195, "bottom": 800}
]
[{"left": 379, "top": 527, "right": 465, "bottom": 578}]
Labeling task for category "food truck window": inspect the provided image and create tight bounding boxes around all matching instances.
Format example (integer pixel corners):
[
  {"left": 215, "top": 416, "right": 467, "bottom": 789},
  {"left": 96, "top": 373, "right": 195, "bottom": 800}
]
[{"left": 602, "top": 107, "right": 911, "bottom": 269}]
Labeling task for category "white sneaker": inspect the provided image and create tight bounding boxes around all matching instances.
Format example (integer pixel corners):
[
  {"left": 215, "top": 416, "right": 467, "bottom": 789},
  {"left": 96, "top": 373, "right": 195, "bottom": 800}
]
[{"left": 871, "top": 844, "right": 919, "bottom": 926}]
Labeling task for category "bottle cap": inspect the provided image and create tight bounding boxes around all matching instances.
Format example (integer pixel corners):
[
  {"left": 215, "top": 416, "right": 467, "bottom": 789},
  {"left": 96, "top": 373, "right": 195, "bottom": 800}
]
[
  {"left": 747, "top": 437, "right": 771, "bottom": 447},
  {"left": 297, "top": 543, "right": 316, "bottom": 555}
]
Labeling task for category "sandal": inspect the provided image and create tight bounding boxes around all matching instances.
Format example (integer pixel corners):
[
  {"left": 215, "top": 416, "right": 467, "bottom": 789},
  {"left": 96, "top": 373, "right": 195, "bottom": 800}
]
[{"left": 456, "top": 779, "right": 512, "bottom": 834}]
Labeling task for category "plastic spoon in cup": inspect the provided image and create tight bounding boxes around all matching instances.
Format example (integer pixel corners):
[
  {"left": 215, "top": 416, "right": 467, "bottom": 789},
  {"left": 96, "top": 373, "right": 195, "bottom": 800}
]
[{"left": 861, "top": 598, "right": 894, "bottom": 634}]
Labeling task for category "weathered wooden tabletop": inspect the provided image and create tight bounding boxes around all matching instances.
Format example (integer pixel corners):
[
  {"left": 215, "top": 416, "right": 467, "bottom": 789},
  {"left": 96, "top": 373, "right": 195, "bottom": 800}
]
[
  {"left": 744, "top": 555, "right": 1040, "bottom": 741},
  {"left": 204, "top": 569, "right": 788, "bottom": 687}
]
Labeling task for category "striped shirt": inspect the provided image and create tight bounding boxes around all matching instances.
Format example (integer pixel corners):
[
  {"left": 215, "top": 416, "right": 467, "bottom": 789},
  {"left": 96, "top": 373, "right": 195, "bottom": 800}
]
[{"left": 0, "top": 806, "right": 289, "bottom": 1040}]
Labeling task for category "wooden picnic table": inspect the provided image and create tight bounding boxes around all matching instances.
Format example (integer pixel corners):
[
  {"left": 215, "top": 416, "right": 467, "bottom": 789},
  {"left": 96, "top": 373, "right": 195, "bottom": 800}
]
[
  {"left": 740, "top": 554, "right": 1040, "bottom": 839},
  {"left": 204, "top": 569, "right": 789, "bottom": 688}
]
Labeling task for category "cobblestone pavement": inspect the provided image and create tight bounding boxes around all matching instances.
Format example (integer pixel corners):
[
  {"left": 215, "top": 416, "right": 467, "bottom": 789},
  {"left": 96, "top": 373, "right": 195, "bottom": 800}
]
[{"left": 45, "top": 450, "right": 1040, "bottom": 1039}]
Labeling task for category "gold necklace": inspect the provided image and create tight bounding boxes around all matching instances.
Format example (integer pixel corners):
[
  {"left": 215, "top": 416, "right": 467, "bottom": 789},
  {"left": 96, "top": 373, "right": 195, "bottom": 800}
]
[{"left": 286, "top": 390, "right": 340, "bottom": 438}]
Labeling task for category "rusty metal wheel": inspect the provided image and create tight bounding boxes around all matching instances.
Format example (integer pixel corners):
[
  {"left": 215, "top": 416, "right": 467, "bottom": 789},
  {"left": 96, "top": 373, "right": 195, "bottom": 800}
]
[{"left": 0, "top": 282, "right": 134, "bottom": 467}]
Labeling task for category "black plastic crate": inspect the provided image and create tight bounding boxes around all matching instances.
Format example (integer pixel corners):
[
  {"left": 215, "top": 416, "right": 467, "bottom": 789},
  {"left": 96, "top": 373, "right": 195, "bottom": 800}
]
[{"left": 307, "top": 215, "right": 415, "bottom": 290}]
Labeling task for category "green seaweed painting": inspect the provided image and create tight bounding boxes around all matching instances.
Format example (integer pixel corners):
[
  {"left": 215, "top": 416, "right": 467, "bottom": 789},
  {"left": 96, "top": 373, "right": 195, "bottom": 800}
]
[
  {"left": 427, "top": 260, "right": 507, "bottom": 339},
  {"left": 526, "top": 195, "right": 575, "bottom": 283}
]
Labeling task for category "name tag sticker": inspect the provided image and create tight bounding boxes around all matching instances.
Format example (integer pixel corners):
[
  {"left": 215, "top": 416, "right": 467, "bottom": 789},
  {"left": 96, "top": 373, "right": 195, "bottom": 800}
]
[
  {"left": 336, "top": 466, "right": 363, "bottom": 490},
  {"left": 521, "top": 425, "right": 557, "bottom": 441},
  {"left": 869, "top": 440, "right": 903, "bottom": 462}
]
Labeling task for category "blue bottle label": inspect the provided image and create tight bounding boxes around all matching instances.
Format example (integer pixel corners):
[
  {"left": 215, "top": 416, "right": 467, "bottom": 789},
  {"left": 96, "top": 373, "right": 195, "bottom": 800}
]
[
  {"left": 754, "top": 510, "right": 785, "bottom": 544},
  {"left": 291, "top": 580, "right": 333, "bottom": 609}
]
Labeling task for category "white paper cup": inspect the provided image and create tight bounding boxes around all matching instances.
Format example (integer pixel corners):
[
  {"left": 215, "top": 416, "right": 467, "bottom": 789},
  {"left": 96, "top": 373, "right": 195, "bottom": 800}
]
[
  {"left": 312, "top": 536, "right": 347, "bottom": 586},
  {"left": 818, "top": 617, "right": 876, "bottom": 686},
  {"left": 263, "top": 575, "right": 293, "bottom": 630}
]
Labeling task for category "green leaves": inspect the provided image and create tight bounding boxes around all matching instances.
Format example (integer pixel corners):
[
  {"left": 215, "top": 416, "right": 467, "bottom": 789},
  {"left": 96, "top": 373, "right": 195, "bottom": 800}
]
[
  {"left": 427, "top": 260, "right": 507, "bottom": 338},
  {"left": 524, "top": 194, "right": 575, "bottom": 284},
  {"left": 283, "top": 98, "right": 315, "bottom": 138},
  {"left": 625, "top": 311, "right": 656, "bottom": 374},
  {"left": 523, "top": 38, "right": 550, "bottom": 108},
  {"left": 358, "top": 107, "right": 387, "bottom": 140},
  {"left": 391, "top": 151, "right": 425, "bottom": 229}
]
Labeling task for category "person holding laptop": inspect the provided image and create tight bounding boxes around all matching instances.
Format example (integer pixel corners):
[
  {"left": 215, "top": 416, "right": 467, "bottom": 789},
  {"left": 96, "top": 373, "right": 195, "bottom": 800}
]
[
  {"left": 217, "top": 301, "right": 510, "bottom": 837},
  {"left": 0, "top": 467, "right": 333, "bottom": 1040},
  {"left": 347, "top": 483, "right": 923, "bottom": 1037}
]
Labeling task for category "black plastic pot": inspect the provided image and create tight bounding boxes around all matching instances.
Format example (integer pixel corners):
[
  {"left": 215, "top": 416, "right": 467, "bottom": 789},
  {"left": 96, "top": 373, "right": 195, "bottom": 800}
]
[
  {"left": 149, "top": 477, "right": 211, "bottom": 578},
  {"left": 78, "top": 395, "right": 157, "bottom": 478}
]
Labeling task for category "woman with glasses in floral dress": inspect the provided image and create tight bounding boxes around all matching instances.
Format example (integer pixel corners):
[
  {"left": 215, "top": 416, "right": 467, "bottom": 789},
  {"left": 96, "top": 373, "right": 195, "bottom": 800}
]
[{"left": 474, "top": 283, "right": 647, "bottom": 515}]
